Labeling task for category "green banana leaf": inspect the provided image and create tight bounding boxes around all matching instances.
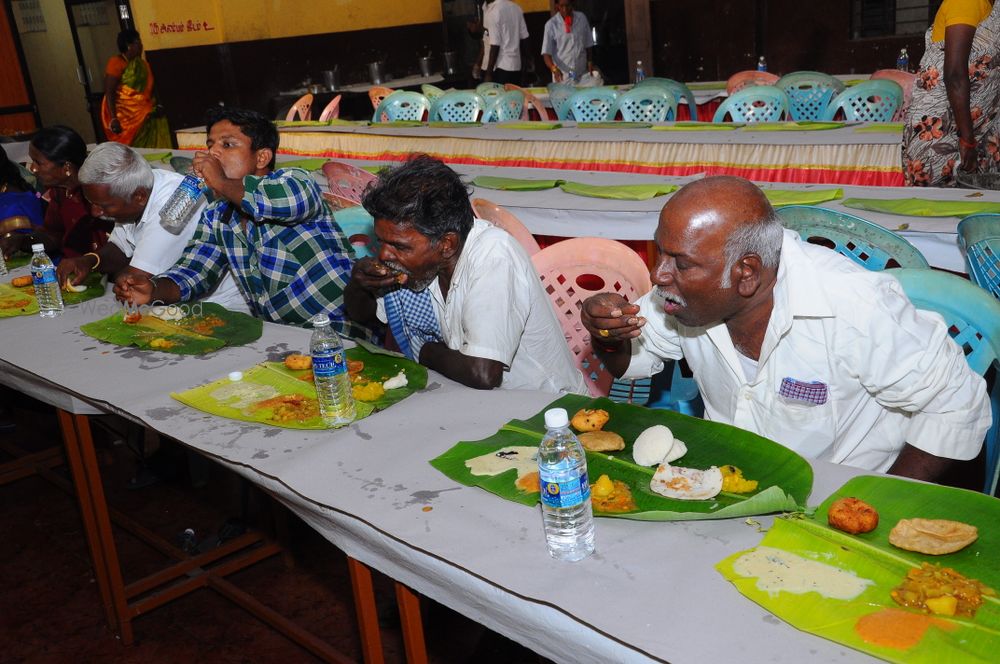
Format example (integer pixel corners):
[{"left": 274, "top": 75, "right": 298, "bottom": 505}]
[
  {"left": 276, "top": 158, "right": 329, "bottom": 172},
  {"left": 141, "top": 151, "right": 172, "bottom": 162},
  {"left": 328, "top": 119, "right": 371, "bottom": 127},
  {"left": 495, "top": 121, "right": 562, "bottom": 130},
  {"left": 274, "top": 120, "right": 330, "bottom": 128},
  {"left": 472, "top": 176, "right": 563, "bottom": 191},
  {"left": 0, "top": 271, "right": 105, "bottom": 318},
  {"left": 575, "top": 122, "right": 653, "bottom": 129},
  {"left": 855, "top": 123, "right": 905, "bottom": 133},
  {"left": 80, "top": 302, "right": 262, "bottom": 354},
  {"left": 379, "top": 120, "right": 425, "bottom": 127},
  {"left": 718, "top": 476, "right": 1000, "bottom": 663},
  {"left": 428, "top": 121, "right": 481, "bottom": 128},
  {"left": 842, "top": 197, "right": 1000, "bottom": 218},
  {"left": 743, "top": 121, "right": 846, "bottom": 131},
  {"left": 652, "top": 121, "right": 742, "bottom": 131},
  {"left": 5, "top": 254, "right": 30, "bottom": 270},
  {"left": 763, "top": 188, "right": 844, "bottom": 207},
  {"left": 685, "top": 81, "right": 726, "bottom": 90},
  {"left": 171, "top": 347, "right": 427, "bottom": 429},
  {"left": 430, "top": 394, "right": 812, "bottom": 521},
  {"left": 559, "top": 181, "right": 679, "bottom": 201}
]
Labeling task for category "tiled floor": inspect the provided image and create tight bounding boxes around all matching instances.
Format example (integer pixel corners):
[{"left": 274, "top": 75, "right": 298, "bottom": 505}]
[{"left": 0, "top": 389, "right": 542, "bottom": 663}]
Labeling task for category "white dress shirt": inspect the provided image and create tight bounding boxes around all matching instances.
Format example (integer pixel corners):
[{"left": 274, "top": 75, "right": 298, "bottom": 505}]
[
  {"left": 482, "top": 0, "right": 529, "bottom": 71},
  {"left": 541, "top": 10, "right": 594, "bottom": 78},
  {"left": 624, "top": 230, "right": 990, "bottom": 472}
]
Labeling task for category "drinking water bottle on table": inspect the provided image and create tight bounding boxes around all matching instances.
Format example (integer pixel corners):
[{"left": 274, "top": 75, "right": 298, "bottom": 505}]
[
  {"left": 634, "top": 60, "right": 646, "bottom": 83},
  {"left": 159, "top": 174, "right": 207, "bottom": 234},
  {"left": 757, "top": 56, "right": 767, "bottom": 72},
  {"left": 310, "top": 313, "right": 355, "bottom": 426},
  {"left": 0, "top": 248, "right": 7, "bottom": 276},
  {"left": 538, "top": 407, "right": 595, "bottom": 562},
  {"left": 896, "top": 48, "right": 909, "bottom": 72},
  {"left": 30, "top": 243, "right": 63, "bottom": 318}
]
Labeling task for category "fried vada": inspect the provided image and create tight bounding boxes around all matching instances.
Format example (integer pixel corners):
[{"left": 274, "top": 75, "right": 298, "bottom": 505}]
[
  {"left": 570, "top": 408, "right": 609, "bottom": 432},
  {"left": 827, "top": 497, "right": 879, "bottom": 534}
]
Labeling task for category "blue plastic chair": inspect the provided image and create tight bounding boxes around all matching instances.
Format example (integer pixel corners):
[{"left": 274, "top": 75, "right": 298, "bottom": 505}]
[
  {"left": 821, "top": 79, "right": 902, "bottom": 122},
  {"left": 712, "top": 85, "right": 789, "bottom": 123},
  {"left": 547, "top": 82, "right": 576, "bottom": 120},
  {"left": 429, "top": 91, "right": 486, "bottom": 123},
  {"left": 562, "top": 88, "right": 618, "bottom": 122},
  {"left": 644, "top": 359, "right": 703, "bottom": 417},
  {"left": 890, "top": 268, "right": 1000, "bottom": 495},
  {"left": 776, "top": 71, "right": 845, "bottom": 121},
  {"left": 636, "top": 78, "right": 699, "bottom": 121},
  {"left": 332, "top": 205, "right": 378, "bottom": 259},
  {"left": 475, "top": 82, "right": 505, "bottom": 99},
  {"left": 482, "top": 89, "right": 525, "bottom": 123},
  {"left": 372, "top": 91, "right": 430, "bottom": 122},
  {"left": 959, "top": 214, "right": 1000, "bottom": 300},
  {"left": 613, "top": 86, "right": 677, "bottom": 122},
  {"left": 421, "top": 83, "right": 446, "bottom": 101},
  {"left": 777, "top": 205, "right": 929, "bottom": 270}
]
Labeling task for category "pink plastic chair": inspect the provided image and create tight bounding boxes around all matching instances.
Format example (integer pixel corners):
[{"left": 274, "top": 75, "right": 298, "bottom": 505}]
[
  {"left": 870, "top": 69, "right": 917, "bottom": 120},
  {"left": 321, "top": 161, "right": 377, "bottom": 210},
  {"left": 471, "top": 198, "right": 541, "bottom": 256},
  {"left": 284, "top": 93, "right": 314, "bottom": 121},
  {"left": 504, "top": 83, "right": 549, "bottom": 120},
  {"left": 726, "top": 70, "right": 779, "bottom": 94},
  {"left": 368, "top": 86, "right": 394, "bottom": 110},
  {"left": 318, "top": 95, "right": 343, "bottom": 121},
  {"left": 531, "top": 238, "right": 652, "bottom": 397}
]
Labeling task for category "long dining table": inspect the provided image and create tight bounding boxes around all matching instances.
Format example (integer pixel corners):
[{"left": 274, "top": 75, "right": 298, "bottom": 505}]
[{"left": 0, "top": 261, "right": 884, "bottom": 662}]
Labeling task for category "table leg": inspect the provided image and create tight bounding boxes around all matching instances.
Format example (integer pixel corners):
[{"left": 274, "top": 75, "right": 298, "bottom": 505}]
[
  {"left": 395, "top": 582, "right": 428, "bottom": 664},
  {"left": 347, "top": 557, "right": 385, "bottom": 664}
]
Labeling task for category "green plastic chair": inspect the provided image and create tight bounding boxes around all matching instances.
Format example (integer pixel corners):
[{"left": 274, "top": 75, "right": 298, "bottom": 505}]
[
  {"left": 890, "top": 268, "right": 1000, "bottom": 495},
  {"left": 332, "top": 205, "right": 378, "bottom": 259},
  {"left": 421, "top": 84, "right": 446, "bottom": 101},
  {"left": 777, "top": 205, "right": 929, "bottom": 270},
  {"left": 546, "top": 82, "right": 575, "bottom": 120},
  {"left": 712, "top": 85, "right": 789, "bottom": 123},
  {"left": 372, "top": 91, "right": 429, "bottom": 122},
  {"left": 429, "top": 91, "right": 485, "bottom": 122},
  {"left": 776, "top": 71, "right": 845, "bottom": 121},
  {"left": 821, "top": 79, "right": 902, "bottom": 122},
  {"left": 475, "top": 82, "right": 505, "bottom": 99},
  {"left": 635, "top": 78, "right": 699, "bottom": 121},
  {"left": 482, "top": 89, "right": 525, "bottom": 123},
  {"left": 613, "top": 86, "right": 677, "bottom": 122},
  {"left": 561, "top": 87, "right": 618, "bottom": 122}
]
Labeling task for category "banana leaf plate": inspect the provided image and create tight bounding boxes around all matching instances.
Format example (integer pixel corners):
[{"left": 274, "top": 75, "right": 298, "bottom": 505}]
[
  {"left": 717, "top": 475, "right": 1000, "bottom": 663},
  {"left": 0, "top": 271, "right": 106, "bottom": 318},
  {"left": 80, "top": 302, "right": 262, "bottom": 354},
  {"left": 431, "top": 393, "right": 813, "bottom": 521},
  {"left": 171, "top": 346, "right": 427, "bottom": 429}
]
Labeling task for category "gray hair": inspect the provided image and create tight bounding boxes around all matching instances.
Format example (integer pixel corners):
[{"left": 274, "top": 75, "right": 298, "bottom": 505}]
[
  {"left": 78, "top": 142, "right": 153, "bottom": 200},
  {"left": 720, "top": 211, "right": 784, "bottom": 288}
]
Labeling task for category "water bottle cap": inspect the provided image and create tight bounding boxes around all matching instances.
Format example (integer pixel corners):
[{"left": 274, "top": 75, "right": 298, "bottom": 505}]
[
  {"left": 544, "top": 407, "right": 569, "bottom": 429},
  {"left": 311, "top": 313, "right": 331, "bottom": 327},
  {"left": 228, "top": 371, "right": 243, "bottom": 382},
  {"left": 31, "top": 243, "right": 44, "bottom": 253}
]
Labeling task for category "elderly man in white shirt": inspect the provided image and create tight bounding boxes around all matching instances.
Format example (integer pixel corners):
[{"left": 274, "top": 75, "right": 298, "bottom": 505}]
[
  {"left": 581, "top": 176, "right": 990, "bottom": 482},
  {"left": 542, "top": 0, "right": 595, "bottom": 82},
  {"left": 345, "top": 155, "right": 586, "bottom": 394},
  {"left": 57, "top": 142, "right": 246, "bottom": 312},
  {"left": 481, "top": 0, "right": 530, "bottom": 85}
]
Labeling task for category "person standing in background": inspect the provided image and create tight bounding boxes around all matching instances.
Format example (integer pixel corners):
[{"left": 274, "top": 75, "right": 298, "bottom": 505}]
[
  {"left": 481, "top": 0, "right": 529, "bottom": 85},
  {"left": 102, "top": 29, "right": 171, "bottom": 148},
  {"left": 542, "top": 0, "right": 595, "bottom": 82}
]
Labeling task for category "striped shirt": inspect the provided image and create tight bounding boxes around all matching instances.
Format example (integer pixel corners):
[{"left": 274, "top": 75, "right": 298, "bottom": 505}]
[{"left": 159, "top": 167, "right": 373, "bottom": 340}]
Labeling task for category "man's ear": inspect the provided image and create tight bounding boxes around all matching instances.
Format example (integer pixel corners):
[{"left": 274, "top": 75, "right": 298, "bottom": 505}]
[
  {"left": 255, "top": 148, "right": 274, "bottom": 171},
  {"left": 734, "top": 254, "right": 764, "bottom": 297},
  {"left": 132, "top": 187, "right": 150, "bottom": 208},
  {"left": 438, "top": 231, "right": 461, "bottom": 259}
]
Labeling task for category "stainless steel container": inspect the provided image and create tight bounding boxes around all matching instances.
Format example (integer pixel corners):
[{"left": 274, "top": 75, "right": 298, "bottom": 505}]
[
  {"left": 443, "top": 51, "right": 458, "bottom": 75},
  {"left": 418, "top": 55, "right": 433, "bottom": 77},
  {"left": 322, "top": 67, "right": 340, "bottom": 91},
  {"left": 368, "top": 61, "right": 386, "bottom": 85}
]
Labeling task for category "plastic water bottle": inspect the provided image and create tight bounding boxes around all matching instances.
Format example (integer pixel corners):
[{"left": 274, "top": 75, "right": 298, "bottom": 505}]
[
  {"left": 0, "top": 248, "right": 7, "bottom": 276},
  {"left": 538, "top": 407, "right": 595, "bottom": 562},
  {"left": 634, "top": 60, "right": 645, "bottom": 83},
  {"left": 568, "top": 69, "right": 578, "bottom": 84},
  {"left": 29, "top": 243, "right": 63, "bottom": 318},
  {"left": 310, "top": 313, "right": 355, "bottom": 426},
  {"left": 757, "top": 56, "right": 767, "bottom": 72},
  {"left": 896, "top": 48, "right": 909, "bottom": 72},
  {"left": 158, "top": 174, "right": 207, "bottom": 234}
]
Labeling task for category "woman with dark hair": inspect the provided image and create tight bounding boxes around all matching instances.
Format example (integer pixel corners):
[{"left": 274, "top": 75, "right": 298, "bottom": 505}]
[
  {"left": 101, "top": 29, "right": 170, "bottom": 147},
  {"left": 0, "top": 148, "right": 43, "bottom": 250}
]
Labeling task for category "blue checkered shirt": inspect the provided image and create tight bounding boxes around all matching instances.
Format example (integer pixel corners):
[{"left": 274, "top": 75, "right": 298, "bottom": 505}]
[{"left": 159, "top": 167, "right": 373, "bottom": 340}]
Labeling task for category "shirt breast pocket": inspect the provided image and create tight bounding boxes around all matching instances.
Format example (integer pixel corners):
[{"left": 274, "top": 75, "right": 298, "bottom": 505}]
[{"left": 766, "top": 389, "right": 836, "bottom": 459}]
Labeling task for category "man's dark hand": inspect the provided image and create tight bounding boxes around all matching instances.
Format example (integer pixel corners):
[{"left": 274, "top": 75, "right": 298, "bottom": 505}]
[
  {"left": 113, "top": 272, "right": 154, "bottom": 305},
  {"left": 56, "top": 254, "right": 97, "bottom": 286},
  {"left": 351, "top": 257, "right": 406, "bottom": 295},
  {"left": 581, "top": 292, "right": 645, "bottom": 342}
]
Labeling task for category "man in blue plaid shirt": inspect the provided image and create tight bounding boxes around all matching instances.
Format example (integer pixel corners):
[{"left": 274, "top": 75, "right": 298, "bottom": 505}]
[{"left": 114, "top": 107, "right": 372, "bottom": 340}]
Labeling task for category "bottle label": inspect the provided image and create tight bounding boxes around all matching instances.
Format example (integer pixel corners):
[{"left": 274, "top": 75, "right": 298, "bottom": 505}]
[
  {"left": 312, "top": 349, "right": 347, "bottom": 378},
  {"left": 539, "top": 470, "right": 590, "bottom": 509},
  {"left": 179, "top": 175, "right": 205, "bottom": 197},
  {"left": 31, "top": 266, "right": 57, "bottom": 286}
]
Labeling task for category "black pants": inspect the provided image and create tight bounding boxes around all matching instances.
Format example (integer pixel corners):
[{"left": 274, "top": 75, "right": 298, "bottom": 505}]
[{"left": 491, "top": 68, "right": 522, "bottom": 86}]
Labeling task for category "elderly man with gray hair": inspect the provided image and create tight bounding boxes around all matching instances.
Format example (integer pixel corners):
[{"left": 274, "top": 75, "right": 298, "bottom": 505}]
[{"left": 56, "top": 142, "right": 245, "bottom": 312}]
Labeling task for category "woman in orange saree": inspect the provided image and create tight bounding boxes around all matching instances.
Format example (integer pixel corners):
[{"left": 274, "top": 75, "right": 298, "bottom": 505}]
[{"left": 101, "top": 29, "right": 171, "bottom": 148}]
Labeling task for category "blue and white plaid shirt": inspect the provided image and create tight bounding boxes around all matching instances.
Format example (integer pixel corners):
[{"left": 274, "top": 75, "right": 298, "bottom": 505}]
[{"left": 159, "top": 167, "right": 373, "bottom": 340}]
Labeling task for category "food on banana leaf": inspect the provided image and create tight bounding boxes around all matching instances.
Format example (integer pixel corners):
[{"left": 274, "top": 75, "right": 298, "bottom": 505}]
[
  {"left": 515, "top": 470, "right": 540, "bottom": 493},
  {"left": 63, "top": 279, "right": 87, "bottom": 293},
  {"left": 889, "top": 518, "right": 978, "bottom": 555},
  {"left": 853, "top": 608, "right": 956, "bottom": 650},
  {"left": 123, "top": 311, "right": 142, "bottom": 324},
  {"left": 249, "top": 393, "right": 320, "bottom": 423},
  {"left": 382, "top": 370, "right": 408, "bottom": 390},
  {"left": 650, "top": 463, "right": 723, "bottom": 500},
  {"left": 826, "top": 496, "right": 878, "bottom": 534},
  {"left": 590, "top": 474, "right": 637, "bottom": 513},
  {"left": 890, "top": 563, "right": 995, "bottom": 618},
  {"left": 284, "top": 353, "right": 312, "bottom": 370},
  {"left": 632, "top": 424, "right": 687, "bottom": 466},
  {"left": 149, "top": 337, "right": 178, "bottom": 350},
  {"left": 10, "top": 275, "right": 32, "bottom": 288},
  {"left": 149, "top": 304, "right": 185, "bottom": 321},
  {"left": 185, "top": 314, "right": 225, "bottom": 335},
  {"left": 732, "top": 546, "right": 874, "bottom": 600},
  {"left": 352, "top": 381, "right": 386, "bottom": 402},
  {"left": 578, "top": 430, "right": 625, "bottom": 452},
  {"left": 0, "top": 296, "right": 32, "bottom": 309},
  {"left": 347, "top": 359, "right": 364, "bottom": 374},
  {"left": 209, "top": 381, "right": 279, "bottom": 409},
  {"left": 570, "top": 408, "right": 609, "bottom": 432},
  {"left": 464, "top": 446, "right": 538, "bottom": 480}
]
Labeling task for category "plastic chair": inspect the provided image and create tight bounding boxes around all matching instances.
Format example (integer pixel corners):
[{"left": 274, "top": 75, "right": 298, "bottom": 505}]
[
  {"left": 368, "top": 86, "right": 394, "bottom": 110},
  {"left": 636, "top": 78, "right": 699, "bottom": 121},
  {"left": 821, "top": 80, "right": 902, "bottom": 122},
  {"left": 712, "top": 85, "right": 789, "bottom": 123},
  {"left": 318, "top": 94, "right": 343, "bottom": 122},
  {"left": 614, "top": 86, "right": 677, "bottom": 122},
  {"left": 726, "top": 70, "right": 779, "bottom": 94},
  {"left": 776, "top": 71, "right": 845, "bottom": 121},
  {"left": 777, "top": 205, "right": 929, "bottom": 270},
  {"left": 547, "top": 82, "right": 575, "bottom": 120},
  {"left": 475, "top": 82, "right": 505, "bottom": 99},
  {"left": 471, "top": 198, "right": 541, "bottom": 256},
  {"left": 958, "top": 214, "right": 1000, "bottom": 300},
  {"left": 372, "top": 91, "right": 430, "bottom": 123},
  {"left": 321, "top": 161, "right": 377, "bottom": 209},
  {"left": 504, "top": 83, "right": 548, "bottom": 120},
  {"left": 429, "top": 91, "right": 485, "bottom": 123},
  {"left": 870, "top": 69, "right": 917, "bottom": 120},
  {"left": 169, "top": 156, "right": 193, "bottom": 176},
  {"left": 483, "top": 89, "right": 525, "bottom": 123},
  {"left": 284, "top": 93, "right": 313, "bottom": 121},
  {"left": 561, "top": 87, "right": 618, "bottom": 122},
  {"left": 531, "top": 238, "right": 653, "bottom": 400},
  {"left": 332, "top": 205, "right": 378, "bottom": 259},
  {"left": 421, "top": 83, "right": 446, "bottom": 101},
  {"left": 890, "top": 268, "right": 1000, "bottom": 495}
]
